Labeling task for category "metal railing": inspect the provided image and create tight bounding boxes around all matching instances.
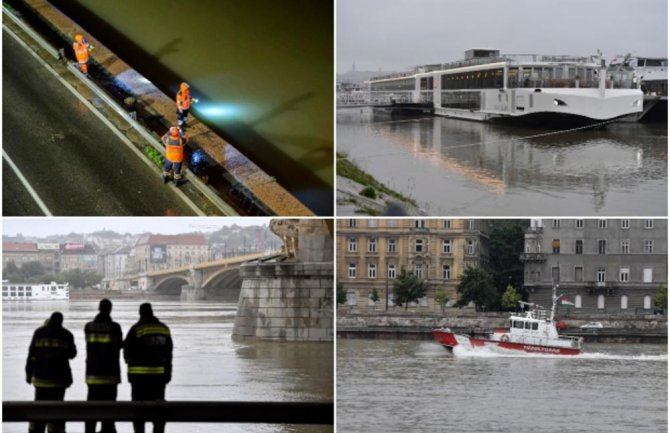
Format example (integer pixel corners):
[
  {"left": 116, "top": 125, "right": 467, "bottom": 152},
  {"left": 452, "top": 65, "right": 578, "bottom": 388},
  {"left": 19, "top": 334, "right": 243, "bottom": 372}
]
[{"left": 3, "top": 401, "right": 333, "bottom": 425}]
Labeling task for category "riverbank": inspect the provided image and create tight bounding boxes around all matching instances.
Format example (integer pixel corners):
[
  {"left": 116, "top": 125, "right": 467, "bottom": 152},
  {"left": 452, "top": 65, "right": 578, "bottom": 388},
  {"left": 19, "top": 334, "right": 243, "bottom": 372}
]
[
  {"left": 336, "top": 152, "right": 424, "bottom": 215},
  {"left": 337, "top": 312, "right": 668, "bottom": 343}
]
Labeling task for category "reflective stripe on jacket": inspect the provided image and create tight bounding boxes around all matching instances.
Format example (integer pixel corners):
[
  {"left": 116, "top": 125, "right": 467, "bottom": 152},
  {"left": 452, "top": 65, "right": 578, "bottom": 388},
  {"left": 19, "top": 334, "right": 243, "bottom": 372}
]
[
  {"left": 73, "top": 42, "right": 89, "bottom": 63},
  {"left": 84, "top": 314, "right": 122, "bottom": 385},
  {"left": 176, "top": 90, "right": 191, "bottom": 110},
  {"left": 162, "top": 134, "right": 185, "bottom": 163},
  {"left": 26, "top": 323, "right": 77, "bottom": 388},
  {"left": 124, "top": 317, "right": 173, "bottom": 384}
]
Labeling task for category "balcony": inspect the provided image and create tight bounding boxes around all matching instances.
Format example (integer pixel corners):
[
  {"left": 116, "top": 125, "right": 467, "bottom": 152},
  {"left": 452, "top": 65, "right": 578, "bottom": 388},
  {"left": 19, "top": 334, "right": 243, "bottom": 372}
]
[{"left": 519, "top": 252, "right": 546, "bottom": 262}]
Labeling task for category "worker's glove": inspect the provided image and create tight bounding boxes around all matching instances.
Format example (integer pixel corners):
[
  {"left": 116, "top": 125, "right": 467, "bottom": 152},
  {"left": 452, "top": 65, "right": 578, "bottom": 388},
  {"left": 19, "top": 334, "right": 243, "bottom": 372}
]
[
  {"left": 89, "top": 45, "right": 95, "bottom": 51},
  {"left": 192, "top": 98, "right": 199, "bottom": 104}
]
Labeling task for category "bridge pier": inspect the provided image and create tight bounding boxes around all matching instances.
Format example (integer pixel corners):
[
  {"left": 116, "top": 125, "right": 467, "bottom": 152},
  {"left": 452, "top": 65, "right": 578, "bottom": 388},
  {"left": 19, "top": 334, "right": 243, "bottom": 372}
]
[{"left": 180, "top": 284, "right": 206, "bottom": 301}]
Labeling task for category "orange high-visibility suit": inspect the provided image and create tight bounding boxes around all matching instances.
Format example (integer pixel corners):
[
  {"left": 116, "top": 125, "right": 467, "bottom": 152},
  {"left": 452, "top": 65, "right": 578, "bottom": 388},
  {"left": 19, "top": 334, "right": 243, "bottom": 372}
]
[
  {"left": 176, "top": 82, "right": 192, "bottom": 128},
  {"left": 162, "top": 127, "right": 188, "bottom": 186},
  {"left": 73, "top": 34, "right": 90, "bottom": 75}
]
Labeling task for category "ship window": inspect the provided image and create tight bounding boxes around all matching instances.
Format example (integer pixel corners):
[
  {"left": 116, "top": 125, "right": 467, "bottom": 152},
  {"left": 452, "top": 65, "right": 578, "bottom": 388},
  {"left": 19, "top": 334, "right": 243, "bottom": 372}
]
[
  {"left": 18, "top": 292, "right": 24, "bottom": 297},
  {"left": 51, "top": 286, "right": 57, "bottom": 291},
  {"left": 524, "top": 322, "right": 531, "bottom": 329},
  {"left": 514, "top": 321, "right": 524, "bottom": 329},
  {"left": 532, "top": 323, "right": 538, "bottom": 330}
]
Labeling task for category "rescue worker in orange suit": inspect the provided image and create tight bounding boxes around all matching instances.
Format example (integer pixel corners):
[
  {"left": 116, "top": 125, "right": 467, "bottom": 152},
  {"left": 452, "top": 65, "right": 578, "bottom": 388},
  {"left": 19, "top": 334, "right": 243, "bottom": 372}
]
[
  {"left": 25, "top": 312, "right": 77, "bottom": 433},
  {"left": 161, "top": 126, "right": 188, "bottom": 187},
  {"left": 176, "top": 82, "right": 198, "bottom": 131},
  {"left": 124, "top": 303, "right": 173, "bottom": 433},
  {"left": 73, "top": 34, "right": 92, "bottom": 75},
  {"left": 84, "top": 299, "right": 123, "bottom": 433}
]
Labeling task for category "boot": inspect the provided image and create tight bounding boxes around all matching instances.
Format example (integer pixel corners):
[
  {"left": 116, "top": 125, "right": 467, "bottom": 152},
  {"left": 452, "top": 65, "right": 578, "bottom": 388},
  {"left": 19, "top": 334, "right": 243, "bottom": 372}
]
[
  {"left": 163, "top": 175, "right": 169, "bottom": 184},
  {"left": 175, "top": 178, "right": 183, "bottom": 188}
]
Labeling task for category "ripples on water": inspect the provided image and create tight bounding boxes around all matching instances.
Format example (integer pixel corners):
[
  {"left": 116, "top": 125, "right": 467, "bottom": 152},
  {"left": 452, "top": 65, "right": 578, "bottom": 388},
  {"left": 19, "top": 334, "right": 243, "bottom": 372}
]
[
  {"left": 3, "top": 301, "right": 333, "bottom": 433},
  {"left": 337, "top": 108, "right": 667, "bottom": 215},
  {"left": 337, "top": 339, "right": 667, "bottom": 433}
]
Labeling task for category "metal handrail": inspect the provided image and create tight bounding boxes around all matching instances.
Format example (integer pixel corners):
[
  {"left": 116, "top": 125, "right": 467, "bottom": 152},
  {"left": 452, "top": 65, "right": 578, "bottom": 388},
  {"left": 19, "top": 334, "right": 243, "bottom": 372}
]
[{"left": 3, "top": 401, "right": 333, "bottom": 425}]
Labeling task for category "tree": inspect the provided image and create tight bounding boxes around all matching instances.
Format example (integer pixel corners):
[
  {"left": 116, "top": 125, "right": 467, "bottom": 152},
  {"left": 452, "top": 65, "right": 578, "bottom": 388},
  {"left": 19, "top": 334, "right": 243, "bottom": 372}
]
[
  {"left": 654, "top": 284, "right": 667, "bottom": 310},
  {"left": 488, "top": 220, "right": 529, "bottom": 300},
  {"left": 336, "top": 282, "right": 347, "bottom": 305},
  {"left": 2, "top": 261, "right": 23, "bottom": 282},
  {"left": 370, "top": 288, "right": 379, "bottom": 303},
  {"left": 21, "top": 261, "right": 46, "bottom": 281},
  {"left": 58, "top": 269, "right": 102, "bottom": 289},
  {"left": 393, "top": 267, "right": 427, "bottom": 311},
  {"left": 456, "top": 266, "right": 497, "bottom": 311},
  {"left": 501, "top": 284, "right": 521, "bottom": 310},
  {"left": 435, "top": 288, "right": 450, "bottom": 313}
]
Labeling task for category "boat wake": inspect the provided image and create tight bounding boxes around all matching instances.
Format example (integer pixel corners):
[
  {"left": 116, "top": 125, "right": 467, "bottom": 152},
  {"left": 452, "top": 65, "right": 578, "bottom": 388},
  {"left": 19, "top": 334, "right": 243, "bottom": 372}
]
[{"left": 450, "top": 344, "right": 667, "bottom": 361}]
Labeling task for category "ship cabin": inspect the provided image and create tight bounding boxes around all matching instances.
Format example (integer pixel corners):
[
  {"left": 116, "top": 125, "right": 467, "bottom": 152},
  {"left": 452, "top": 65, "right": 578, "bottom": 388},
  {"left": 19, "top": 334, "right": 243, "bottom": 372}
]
[
  {"left": 507, "top": 309, "right": 559, "bottom": 339},
  {"left": 2, "top": 281, "right": 69, "bottom": 300}
]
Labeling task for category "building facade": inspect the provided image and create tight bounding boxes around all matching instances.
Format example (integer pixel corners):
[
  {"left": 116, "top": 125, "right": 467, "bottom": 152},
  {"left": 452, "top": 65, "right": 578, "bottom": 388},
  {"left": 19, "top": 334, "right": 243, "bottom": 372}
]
[
  {"left": 522, "top": 219, "right": 667, "bottom": 315},
  {"left": 336, "top": 218, "right": 490, "bottom": 312},
  {"left": 133, "top": 234, "right": 209, "bottom": 273},
  {"left": 3, "top": 243, "right": 60, "bottom": 274},
  {"left": 99, "top": 246, "right": 131, "bottom": 290},
  {"left": 59, "top": 243, "right": 98, "bottom": 272}
]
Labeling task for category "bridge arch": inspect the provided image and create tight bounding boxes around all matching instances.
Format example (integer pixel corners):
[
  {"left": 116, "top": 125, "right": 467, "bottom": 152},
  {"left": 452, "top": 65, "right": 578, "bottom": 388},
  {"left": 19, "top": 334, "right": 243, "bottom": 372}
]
[
  {"left": 202, "top": 268, "right": 243, "bottom": 302},
  {"left": 153, "top": 275, "right": 190, "bottom": 296}
]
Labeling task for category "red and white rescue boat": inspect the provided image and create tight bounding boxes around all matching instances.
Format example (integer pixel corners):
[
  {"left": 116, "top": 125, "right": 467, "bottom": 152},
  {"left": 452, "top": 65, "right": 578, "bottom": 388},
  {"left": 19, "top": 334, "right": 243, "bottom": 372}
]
[{"left": 432, "top": 286, "right": 583, "bottom": 356}]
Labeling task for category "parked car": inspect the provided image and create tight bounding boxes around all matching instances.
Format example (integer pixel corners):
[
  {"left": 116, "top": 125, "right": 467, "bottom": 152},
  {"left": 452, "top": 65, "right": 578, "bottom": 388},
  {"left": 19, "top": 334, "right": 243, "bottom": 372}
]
[{"left": 580, "top": 321, "right": 603, "bottom": 329}]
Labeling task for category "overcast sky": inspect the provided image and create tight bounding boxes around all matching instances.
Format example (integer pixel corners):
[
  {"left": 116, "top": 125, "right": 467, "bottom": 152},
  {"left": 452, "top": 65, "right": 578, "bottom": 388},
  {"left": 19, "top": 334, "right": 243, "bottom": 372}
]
[
  {"left": 337, "top": 0, "right": 668, "bottom": 73},
  {"left": 2, "top": 218, "right": 272, "bottom": 238}
]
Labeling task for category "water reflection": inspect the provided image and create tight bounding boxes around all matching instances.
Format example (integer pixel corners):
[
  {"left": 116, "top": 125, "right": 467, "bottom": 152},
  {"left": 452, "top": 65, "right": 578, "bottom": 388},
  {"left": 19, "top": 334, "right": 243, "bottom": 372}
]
[{"left": 337, "top": 108, "right": 667, "bottom": 215}]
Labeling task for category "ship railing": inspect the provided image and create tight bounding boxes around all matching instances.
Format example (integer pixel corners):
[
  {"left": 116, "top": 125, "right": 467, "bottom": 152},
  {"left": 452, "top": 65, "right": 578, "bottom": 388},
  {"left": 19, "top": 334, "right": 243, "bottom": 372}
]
[
  {"left": 3, "top": 401, "right": 333, "bottom": 425},
  {"left": 503, "top": 54, "right": 595, "bottom": 64}
]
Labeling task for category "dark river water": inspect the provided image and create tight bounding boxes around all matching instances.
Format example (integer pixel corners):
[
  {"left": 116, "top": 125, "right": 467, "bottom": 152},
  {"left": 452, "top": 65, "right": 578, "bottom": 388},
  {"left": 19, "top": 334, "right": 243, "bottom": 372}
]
[
  {"left": 48, "top": 0, "right": 333, "bottom": 215},
  {"left": 337, "top": 339, "right": 667, "bottom": 433},
  {"left": 3, "top": 301, "right": 333, "bottom": 433},
  {"left": 337, "top": 108, "right": 667, "bottom": 216}
]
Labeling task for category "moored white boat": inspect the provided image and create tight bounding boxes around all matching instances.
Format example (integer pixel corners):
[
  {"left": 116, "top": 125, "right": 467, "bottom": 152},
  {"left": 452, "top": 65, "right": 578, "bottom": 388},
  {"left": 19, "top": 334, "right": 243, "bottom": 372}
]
[
  {"left": 432, "top": 285, "right": 583, "bottom": 356},
  {"left": 2, "top": 281, "right": 69, "bottom": 300}
]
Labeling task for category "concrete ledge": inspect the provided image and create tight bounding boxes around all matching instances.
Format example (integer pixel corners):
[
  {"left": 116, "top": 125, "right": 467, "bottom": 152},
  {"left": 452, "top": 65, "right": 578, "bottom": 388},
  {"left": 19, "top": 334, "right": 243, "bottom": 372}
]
[{"left": 18, "top": 0, "right": 315, "bottom": 216}]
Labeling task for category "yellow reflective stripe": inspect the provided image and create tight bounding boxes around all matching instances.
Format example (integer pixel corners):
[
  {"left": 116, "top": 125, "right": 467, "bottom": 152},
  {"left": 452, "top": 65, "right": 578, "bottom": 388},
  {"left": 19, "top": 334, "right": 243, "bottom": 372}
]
[
  {"left": 35, "top": 338, "right": 67, "bottom": 348},
  {"left": 86, "top": 375, "right": 120, "bottom": 385},
  {"left": 128, "top": 366, "right": 165, "bottom": 374},
  {"left": 135, "top": 325, "right": 170, "bottom": 337},
  {"left": 31, "top": 378, "right": 65, "bottom": 388},
  {"left": 86, "top": 334, "right": 112, "bottom": 343}
]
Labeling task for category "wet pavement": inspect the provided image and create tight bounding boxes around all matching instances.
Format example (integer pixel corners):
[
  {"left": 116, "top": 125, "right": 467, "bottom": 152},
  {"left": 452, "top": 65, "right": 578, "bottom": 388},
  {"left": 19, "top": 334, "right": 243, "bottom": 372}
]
[
  {"left": 337, "top": 108, "right": 668, "bottom": 216},
  {"left": 2, "top": 29, "right": 196, "bottom": 216}
]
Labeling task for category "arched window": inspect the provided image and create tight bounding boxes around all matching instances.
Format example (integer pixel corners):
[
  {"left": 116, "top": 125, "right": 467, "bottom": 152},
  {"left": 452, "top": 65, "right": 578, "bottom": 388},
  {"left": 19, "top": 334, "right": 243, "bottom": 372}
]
[
  {"left": 575, "top": 295, "right": 582, "bottom": 309},
  {"left": 620, "top": 295, "right": 628, "bottom": 310},
  {"left": 643, "top": 295, "right": 651, "bottom": 310},
  {"left": 597, "top": 295, "right": 605, "bottom": 310}
]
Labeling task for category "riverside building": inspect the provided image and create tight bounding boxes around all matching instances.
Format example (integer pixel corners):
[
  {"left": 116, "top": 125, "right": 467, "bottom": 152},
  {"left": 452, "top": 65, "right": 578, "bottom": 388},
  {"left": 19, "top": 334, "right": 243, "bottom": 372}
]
[
  {"left": 336, "top": 219, "right": 489, "bottom": 312},
  {"left": 521, "top": 219, "right": 667, "bottom": 315}
]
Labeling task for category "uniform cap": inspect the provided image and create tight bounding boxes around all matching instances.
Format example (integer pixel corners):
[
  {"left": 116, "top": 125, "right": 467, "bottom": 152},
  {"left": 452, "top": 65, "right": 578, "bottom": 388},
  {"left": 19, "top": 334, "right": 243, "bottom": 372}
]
[{"left": 169, "top": 126, "right": 180, "bottom": 136}]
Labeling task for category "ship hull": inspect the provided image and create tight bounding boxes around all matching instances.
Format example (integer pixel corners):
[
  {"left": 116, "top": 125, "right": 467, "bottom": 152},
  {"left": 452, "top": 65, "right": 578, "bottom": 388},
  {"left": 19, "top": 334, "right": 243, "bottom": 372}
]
[{"left": 432, "top": 329, "right": 581, "bottom": 356}]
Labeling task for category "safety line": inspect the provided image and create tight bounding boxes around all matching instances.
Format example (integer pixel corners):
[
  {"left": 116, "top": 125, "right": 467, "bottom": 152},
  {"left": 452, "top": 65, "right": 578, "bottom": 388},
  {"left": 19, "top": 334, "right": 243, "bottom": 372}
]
[{"left": 2, "top": 149, "right": 53, "bottom": 216}]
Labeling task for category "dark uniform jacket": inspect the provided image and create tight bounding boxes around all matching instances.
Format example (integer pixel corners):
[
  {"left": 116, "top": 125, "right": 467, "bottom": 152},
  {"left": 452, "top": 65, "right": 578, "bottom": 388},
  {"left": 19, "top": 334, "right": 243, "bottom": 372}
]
[
  {"left": 25, "top": 321, "right": 77, "bottom": 388},
  {"left": 123, "top": 316, "right": 173, "bottom": 384},
  {"left": 84, "top": 313, "right": 123, "bottom": 385}
]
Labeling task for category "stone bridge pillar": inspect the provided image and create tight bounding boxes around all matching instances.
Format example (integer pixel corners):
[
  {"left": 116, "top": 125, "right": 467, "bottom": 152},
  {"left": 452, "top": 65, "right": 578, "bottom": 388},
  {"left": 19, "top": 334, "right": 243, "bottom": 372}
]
[
  {"left": 233, "top": 220, "right": 333, "bottom": 342},
  {"left": 180, "top": 267, "right": 204, "bottom": 300}
]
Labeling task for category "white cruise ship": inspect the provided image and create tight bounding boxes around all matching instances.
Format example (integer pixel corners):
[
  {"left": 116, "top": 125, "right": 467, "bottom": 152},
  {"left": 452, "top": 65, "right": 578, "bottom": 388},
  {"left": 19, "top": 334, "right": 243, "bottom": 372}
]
[
  {"left": 2, "top": 281, "right": 70, "bottom": 300},
  {"left": 367, "top": 48, "right": 643, "bottom": 125}
]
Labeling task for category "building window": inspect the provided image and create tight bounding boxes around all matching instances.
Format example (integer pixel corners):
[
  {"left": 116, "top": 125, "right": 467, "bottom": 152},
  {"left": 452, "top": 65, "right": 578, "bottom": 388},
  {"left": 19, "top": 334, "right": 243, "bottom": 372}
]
[
  {"left": 348, "top": 264, "right": 357, "bottom": 278},
  {"left": 552, "top": 239, "right": 560, "bottom": 254},
  {"left": 443, "top": 265, "right": 451, "bottom": 280},
  {"left": 620, "top": 267, "right": 629, "bottom": 282},
  {"left": 552, "top": 266, "right": 560, "bottom": 283},
  {"left": 443, "top": 239, "right": 452, "bottom": 254},
  {"left": 598, "top": 240, "right": 606, "bottom": 254},
  {"left": 645, "top": 219, "right": 653, "bottom": 229},
  {"left": 368, "top": 264, "right": 377, "bottom": 279},
  {"left": 388, "top": 264, "right": 396, "bottom": 279},
  {"left": 443, "top": 220, "right": 451, "bottom": 229},
  {"left": 415, "top": 239, "right": 424, "bottom": 253},
  {"left": 574, "top": 266, "right": 583, "bottom": 282},
  {"left": 597, "top": 295, "right": 605, "bottom": 310},
  {"left": 368, "top": 238, "right": 377, "bottom": 253},
  {"left": 597, "top": 268, "right": 606, "bottom": 282},
  {"left": 621, "top": 219, "right": 630, "bottom": 229},
  {"left": 415, "top": 219, "right": 426, "bottom": 228},
  {"left": 347, "top": 291, "right": 357, "bottom": 306},
  {"left": 598, "top": 219, "right": 607, "bottom": 229},
  {"left": 575, "top": 239, "right": 583, "bottom": 255},
  {"left": 552, "top": 219, "right": 560, "bottom": 228},
  {"left": 348, "top": 219, "right": 357, "bottom": 228},
  {"left": 621, "top": 240, "right": 630, "bottom": 254},
  {"left": 643, "top": 268, "right": 652, "bottom": 283},
  {"left": 620, "top": 295, "right": 628, "bottom": 310},
  {"left": 575, "top": 295, "right": 582, "bottom": 309},
  {"left": 388, "top": 239, "right": 396, "bottom": 253},
  {"left": 575, "top": 219, "right": 584, "bottom": 228},
  {"left": 415, "top": 264, "right": 423, "bottom": 279},
  {"left": 348, "top": 238, "right": 357, "bottom": 252},
  {"left": 368, "top": 219, "right": 378, "bottom": 228},
  {"left": 644, "top": 296, "right": 651, "bottom": 309},
  {"left": 467, "top": 219, "right": 475, "bottom": 230},
  {"left": 467, "top": 240, "right": 475, "bottom": 255},
  {"left": 644, "top": 240, "right": 653, "bottom": 254}
]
